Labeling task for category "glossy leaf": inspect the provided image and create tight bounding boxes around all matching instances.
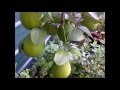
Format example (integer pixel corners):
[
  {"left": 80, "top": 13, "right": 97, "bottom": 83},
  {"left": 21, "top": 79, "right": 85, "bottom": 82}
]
[
  {"left": 30, "top": 28, "right": 47, "bottom": 45},
  {"left": 79, "top": 26, "right": 93, "bottom": 38},
  {"left": 58, "top": 25, "right": 67, "bottom": 43},
  {"left": 67, "top": 29, "right": 84, "bottom": 41},
  {"left": 42, "top": 13, "right": 52, "bottom": 23},
  {"left": 48, "top": 12, "right": 54, "bottom": 21},
  {"left": 54, "top": 50, "right": 70, "bottom": 65}
]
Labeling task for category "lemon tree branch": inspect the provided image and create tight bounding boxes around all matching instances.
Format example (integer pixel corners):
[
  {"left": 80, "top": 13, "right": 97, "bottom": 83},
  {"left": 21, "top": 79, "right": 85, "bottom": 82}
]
[{"left": 61, "top": 12, "right": 65, "bottom": 25}]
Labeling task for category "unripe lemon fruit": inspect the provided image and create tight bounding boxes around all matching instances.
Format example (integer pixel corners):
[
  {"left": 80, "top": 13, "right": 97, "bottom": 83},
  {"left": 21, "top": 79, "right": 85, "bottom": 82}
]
[
  {"left": 51, "top": 62, "right": 71, "bottom": 78},
  {"left": 23, "top": 35, "right": 45, "bottom": 57},
  {"left": 20, "top": 12, "right": 43, "bottom": 30}
]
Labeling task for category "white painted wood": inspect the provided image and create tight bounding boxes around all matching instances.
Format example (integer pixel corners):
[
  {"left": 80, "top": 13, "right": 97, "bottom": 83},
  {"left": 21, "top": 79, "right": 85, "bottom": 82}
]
[
  {"left": 18, "top": 57, "right": 33, "bottom": 74},
  {"left": 15, "top": 20, "right": 21, "bottom": 28}
]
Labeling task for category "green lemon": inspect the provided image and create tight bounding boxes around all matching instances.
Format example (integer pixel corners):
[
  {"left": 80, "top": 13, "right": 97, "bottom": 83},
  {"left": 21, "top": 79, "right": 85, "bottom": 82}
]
[
  {"left": 42, "top": 23, "right": 58, "bottom": 35},
  {"left": 20, "top": 12, "right": 43, "bottom": 30},
  {"left": 23, "top": 35, "right": 45, "bottom": 57},
  {"left": 81, "top": 14, "right": 100, "bottom": 30},
  {"left": 51, "top": 62, "right": 71, "bottom": 78}
]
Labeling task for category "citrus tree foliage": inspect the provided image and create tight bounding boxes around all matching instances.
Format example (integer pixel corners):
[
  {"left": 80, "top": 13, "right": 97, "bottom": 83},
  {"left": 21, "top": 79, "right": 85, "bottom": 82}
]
[
  {"left": 16, "top": 12, "right": 105, "bottom": 78},
  {"left": 16, "top": 36, "right": 105, "bottom": 78}
]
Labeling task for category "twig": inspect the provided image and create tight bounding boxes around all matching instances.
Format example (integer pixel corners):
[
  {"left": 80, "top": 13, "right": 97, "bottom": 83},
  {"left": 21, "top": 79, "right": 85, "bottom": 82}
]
[
  {"left": 61, "top": 12, "right": 67, "bottom": 48},
  {"left": 61, "top": 12, "right": 64, "bottom": 25}
]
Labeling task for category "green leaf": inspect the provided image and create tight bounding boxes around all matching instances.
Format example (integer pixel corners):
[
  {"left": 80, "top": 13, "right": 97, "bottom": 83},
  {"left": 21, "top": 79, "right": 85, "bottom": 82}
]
[
  {"left": 54, "top": 50, "right": 70, "bottom": 65},
  {"left": 42, "top": 13, "right": 52, "bottom": 23},
  {"left": 64, "top": 23, "right": 75, "bottom": 36},
  {"left": 48, "top": 12, "right": 54, "bottom": 21},
  {"left": 79, "top": 26, "right": 93, "bottom": 38},
  {"left": 58, "top": 25, "right": 67, "bottom": 43},
  {"left": 83, "top": 12, "right": 102, "bottom": 24},
  {"left": 30, "top": 28, "right": 47, "bottom": 45},
  {"left": 67, "top": 29, "right": 84, "bottom": 41}
]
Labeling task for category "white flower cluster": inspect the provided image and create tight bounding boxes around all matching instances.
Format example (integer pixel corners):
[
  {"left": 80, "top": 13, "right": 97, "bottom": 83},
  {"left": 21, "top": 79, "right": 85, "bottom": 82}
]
[
  {"left": 45, "top": 41, "right": 59, "bottom": 53},
  {"left": 20, "top": 69, "right": 31, "bottom": 78}
]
